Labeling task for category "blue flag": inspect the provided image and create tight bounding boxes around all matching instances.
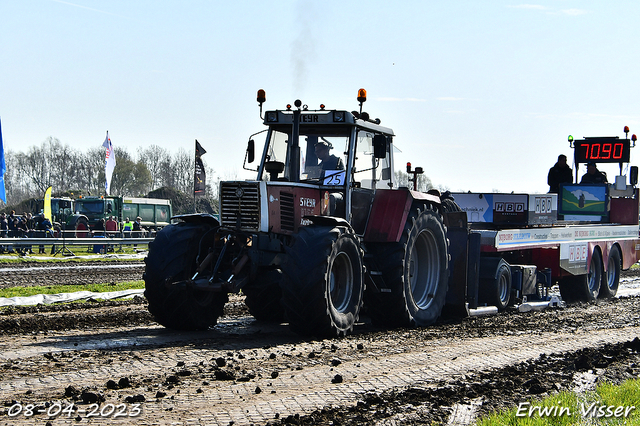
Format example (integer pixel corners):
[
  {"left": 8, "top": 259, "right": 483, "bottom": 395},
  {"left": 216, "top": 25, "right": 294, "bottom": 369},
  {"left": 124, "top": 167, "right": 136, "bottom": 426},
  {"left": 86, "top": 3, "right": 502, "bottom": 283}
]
[{"left": 0, "top": 117, "right": 6, "bottom": 203}]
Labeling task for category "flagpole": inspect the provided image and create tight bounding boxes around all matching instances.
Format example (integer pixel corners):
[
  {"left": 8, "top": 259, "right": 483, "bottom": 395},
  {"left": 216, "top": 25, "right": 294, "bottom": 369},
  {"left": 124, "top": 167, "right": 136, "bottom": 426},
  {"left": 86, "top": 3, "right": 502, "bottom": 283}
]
[
  {"left": 0, "top": 117, "right": 6, "bottom": 204},
  {"left": 103, "top": 131, "right": 115, "bottom": 197},
  {"left": 106, "top": 131, "right": 109, "bottom": 197},
  {"left": 193, "top": 140, "right": 207, "bottom": 213},
  {"left": 194, "top": 140, "right": 197, "bottom": 213},
  {"left": 193, "top": 139, "right": 207, "bottom": 213}
]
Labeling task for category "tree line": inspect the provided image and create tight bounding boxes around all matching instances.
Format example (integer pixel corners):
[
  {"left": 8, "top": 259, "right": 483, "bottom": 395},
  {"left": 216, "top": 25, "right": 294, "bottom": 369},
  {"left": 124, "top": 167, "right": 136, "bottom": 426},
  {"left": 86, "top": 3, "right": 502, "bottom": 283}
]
[
  {"left": 1, "top": 137, "right": 218, "bottom": 214},
  {"left": 0, "top": 136, "right": 442, "bottom": 215}
]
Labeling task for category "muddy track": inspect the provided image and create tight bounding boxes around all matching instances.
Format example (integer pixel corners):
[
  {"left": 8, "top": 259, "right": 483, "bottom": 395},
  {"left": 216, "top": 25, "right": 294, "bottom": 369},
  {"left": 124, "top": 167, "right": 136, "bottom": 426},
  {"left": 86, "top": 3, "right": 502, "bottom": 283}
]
[
  {"left": 0, "top": 260, "right": 144, "bottom": 288},
  {"left": 0, "top": 260, "right": 145, "bottom": 289},
  {"left": 0, "top": 262, "right": 638, "bottom": 425}
]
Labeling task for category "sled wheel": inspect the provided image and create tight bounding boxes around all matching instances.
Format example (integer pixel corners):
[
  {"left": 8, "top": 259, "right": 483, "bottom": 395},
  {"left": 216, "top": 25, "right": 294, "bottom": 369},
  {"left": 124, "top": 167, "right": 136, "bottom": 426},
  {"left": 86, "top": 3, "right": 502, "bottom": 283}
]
[{"left": 599, "top": 245, "right": 620, "bottom": 298}]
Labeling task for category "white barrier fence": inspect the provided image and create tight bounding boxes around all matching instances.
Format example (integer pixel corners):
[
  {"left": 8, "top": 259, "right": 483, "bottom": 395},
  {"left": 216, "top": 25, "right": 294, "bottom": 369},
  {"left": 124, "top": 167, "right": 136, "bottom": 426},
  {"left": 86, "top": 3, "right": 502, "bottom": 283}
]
[{"left": 0, "top": 236, "right": 155, "bottom": 255}]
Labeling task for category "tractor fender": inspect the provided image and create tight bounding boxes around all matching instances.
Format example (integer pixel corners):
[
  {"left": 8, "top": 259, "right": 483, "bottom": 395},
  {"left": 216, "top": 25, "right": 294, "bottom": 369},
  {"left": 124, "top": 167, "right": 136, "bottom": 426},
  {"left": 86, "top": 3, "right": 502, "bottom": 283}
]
[
  {"left": 363, "top": 188, "right": 441, "bottom": 243},
  {"left": 305, "top": 215, "right": 353, "bottom": 230},
  {"left": 172, "top": 213, "right": 220, "bottom": 227}
]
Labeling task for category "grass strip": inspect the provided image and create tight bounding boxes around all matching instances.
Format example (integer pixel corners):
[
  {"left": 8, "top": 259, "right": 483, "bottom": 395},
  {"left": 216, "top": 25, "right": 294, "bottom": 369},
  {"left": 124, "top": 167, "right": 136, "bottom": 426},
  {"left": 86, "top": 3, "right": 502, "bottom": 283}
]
[
  {"left": 478, "top": 378, "right": 640, "bottom": 425},
  {"left": 0, "top": 246, "right": 146, "bottom": 263},
  {"left": 0, "top": 281, "right": 145, "bottom": 299}
]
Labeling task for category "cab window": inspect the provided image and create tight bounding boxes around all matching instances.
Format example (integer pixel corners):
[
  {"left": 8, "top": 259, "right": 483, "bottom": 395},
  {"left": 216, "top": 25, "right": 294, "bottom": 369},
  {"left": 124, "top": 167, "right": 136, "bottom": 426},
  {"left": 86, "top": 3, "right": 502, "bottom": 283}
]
[{"left": 353, "top": 131, "right": 392, "bottom": 190}]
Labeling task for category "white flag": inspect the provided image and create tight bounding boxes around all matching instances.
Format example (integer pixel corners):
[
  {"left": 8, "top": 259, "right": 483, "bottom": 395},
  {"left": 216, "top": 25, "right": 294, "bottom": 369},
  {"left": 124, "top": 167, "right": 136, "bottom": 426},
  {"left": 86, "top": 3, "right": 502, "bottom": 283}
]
[{"left": 102, "top": 131, "right": 116, "bottom": 195}]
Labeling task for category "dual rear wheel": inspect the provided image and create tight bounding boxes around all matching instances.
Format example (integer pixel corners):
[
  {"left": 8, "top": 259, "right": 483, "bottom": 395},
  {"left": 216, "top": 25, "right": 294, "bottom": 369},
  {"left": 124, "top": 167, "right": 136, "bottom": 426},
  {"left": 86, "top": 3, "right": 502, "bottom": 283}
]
[{"left": 559, "top": 246, "right": 621, "bottom": 304}]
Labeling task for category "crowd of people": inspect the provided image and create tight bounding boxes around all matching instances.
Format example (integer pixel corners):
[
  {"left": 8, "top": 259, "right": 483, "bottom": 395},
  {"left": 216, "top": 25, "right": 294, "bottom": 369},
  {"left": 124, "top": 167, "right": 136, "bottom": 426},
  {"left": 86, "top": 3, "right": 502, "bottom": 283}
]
[
  {"left": 0, "top": 212, "right": 147, "bottom": 255},
  {"left": 91, "top": 216, "right": 146, "bottom": 238},
  {"left": 0, "top": 211, "right": 54, "bottom": 254}
]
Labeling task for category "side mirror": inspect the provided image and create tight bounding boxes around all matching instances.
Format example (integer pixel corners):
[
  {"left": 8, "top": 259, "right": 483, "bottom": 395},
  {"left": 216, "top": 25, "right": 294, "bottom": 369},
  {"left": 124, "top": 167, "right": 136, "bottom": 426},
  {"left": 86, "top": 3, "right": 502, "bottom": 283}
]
[
  {"left": 247, "top": 139, "right": 255, "bottom": 163},
  {"left": 373, "top": 134, "right": 387, "bottom": 159},
  {"left": 631, "top": 166, "right": 638, "bottom": 186}
]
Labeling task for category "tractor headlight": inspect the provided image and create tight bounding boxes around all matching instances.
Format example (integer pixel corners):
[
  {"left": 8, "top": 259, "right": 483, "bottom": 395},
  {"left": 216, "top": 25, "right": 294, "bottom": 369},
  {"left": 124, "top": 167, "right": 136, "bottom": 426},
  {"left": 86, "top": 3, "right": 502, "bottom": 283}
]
[
  {"left": 333, "top": 111, "right": 345, "bottom": 122},
  {"left": 266, "top": 111, "right": 278, "bottom": 122}
]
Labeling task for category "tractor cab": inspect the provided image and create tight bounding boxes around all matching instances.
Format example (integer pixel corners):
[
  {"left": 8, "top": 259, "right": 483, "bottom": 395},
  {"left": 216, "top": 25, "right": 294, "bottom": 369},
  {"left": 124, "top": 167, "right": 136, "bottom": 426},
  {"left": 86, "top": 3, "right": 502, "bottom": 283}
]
[{"left": 243, "top": 89, "right": 396, "bottom": 231}]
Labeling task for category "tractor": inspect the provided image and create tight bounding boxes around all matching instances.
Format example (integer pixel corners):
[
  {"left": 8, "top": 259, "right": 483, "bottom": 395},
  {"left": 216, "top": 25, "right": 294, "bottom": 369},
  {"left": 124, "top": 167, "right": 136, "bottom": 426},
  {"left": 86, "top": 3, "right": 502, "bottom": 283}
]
[{"left": 144, "top": 89, "right": 455, "bottom": 336}]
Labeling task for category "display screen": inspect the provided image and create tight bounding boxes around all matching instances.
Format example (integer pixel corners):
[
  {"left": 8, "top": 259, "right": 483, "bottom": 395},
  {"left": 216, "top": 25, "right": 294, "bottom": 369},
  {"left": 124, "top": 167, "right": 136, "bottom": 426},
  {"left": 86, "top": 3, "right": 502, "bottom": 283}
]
[{"left": 574, "top": 137, "right": 631, "bottom": 163}]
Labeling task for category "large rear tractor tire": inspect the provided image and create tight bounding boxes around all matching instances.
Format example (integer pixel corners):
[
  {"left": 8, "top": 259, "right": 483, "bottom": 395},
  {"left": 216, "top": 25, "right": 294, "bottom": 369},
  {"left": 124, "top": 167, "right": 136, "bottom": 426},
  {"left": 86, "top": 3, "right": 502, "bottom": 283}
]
[
  {"left": 144, "top": 221, "right": 227, "bottom": 330},
  {"left": 599, "top": 245, "right": 621, "bottom": 299},
  {"left": 365, "top": 207, "right": 450, "bottom": 328},
  {"left": 559, "top": 249, "right": 602, "bottom": 304},
  {"left": 281, "top": 226, "right": 364, "bottom": 337},
  {"left": 243, "top": 269, "right": 285, "bottom": 322}
]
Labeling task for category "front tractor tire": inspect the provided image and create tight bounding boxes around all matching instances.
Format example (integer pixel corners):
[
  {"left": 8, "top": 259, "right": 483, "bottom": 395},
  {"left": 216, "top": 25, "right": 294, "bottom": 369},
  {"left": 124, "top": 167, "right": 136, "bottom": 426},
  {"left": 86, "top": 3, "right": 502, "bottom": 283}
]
[
  {"left": 281, "top": 226, "right": 364, "bottom": 337},
  {"left": 366, "top": 207, "right": 450, "bottom": 328},
  {"left": 243, "top": 268, "right": 285, "bottom": 322},
  {"left": 144, "top": 221, "right": 228, "bottom": 330}
]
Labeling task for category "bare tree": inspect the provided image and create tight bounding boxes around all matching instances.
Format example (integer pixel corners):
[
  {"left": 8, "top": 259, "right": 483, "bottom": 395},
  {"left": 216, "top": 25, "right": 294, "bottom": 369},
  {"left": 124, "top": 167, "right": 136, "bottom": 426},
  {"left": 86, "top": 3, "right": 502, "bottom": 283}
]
[
  {"left": 394, "top": 170, "right": 433, "bottom": 192},
  {"left": 7, "top": 137, "right": 84, "bottom": 195},
  {"left": 78, "top": 147, "right": 109, "bottom": 195},
  {"left": 138, "top": 145, "right": 172, "bottom": 190},
  {"left": 2, "top": 136, "right": 213, "bottom": 206},
  {"left": 4, "top": 151, "right": 32, "bottom": 202},
  {"left": 168, "top": 148, "right": 192, "bottom": 194}
]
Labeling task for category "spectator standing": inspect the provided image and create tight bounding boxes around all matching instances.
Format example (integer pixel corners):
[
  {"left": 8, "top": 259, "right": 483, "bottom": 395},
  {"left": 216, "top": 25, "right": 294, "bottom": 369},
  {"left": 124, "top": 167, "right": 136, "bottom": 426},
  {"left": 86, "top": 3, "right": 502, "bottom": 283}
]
[
  {"left": 7, "top": 210, "right": 17, "bottom": 239},
  {"left": 0, "top": 213, "right": 7, "bottom": 238},
  {"left": 105, "top": 216, "right": 118, "bottom": 237},
  {"left": 94, "top": 218, "right": 106, "bottom": 237},
  {"left": 37, "top": 214, "right": 54, "bottom": 254},
  {"left": 6, "top": 213, "right": 17, "bottom": 253},
  {"left": 547, "top": 154, "right": 573, "bottom": 193},
  {"left": 24, "top": 213, "right": 35, "bottom": 254},
  {"left": 132, "top": 217, "right": 144, "bottom": 249},
  {"left": 105, "top": 216, "right": 118, "bottom": 252},
  {"left": 25, "top": 213, "right": 36, "bottom": 234},
  {"left": 123, "top": 217, "right": 133, "bottom": 239},
  {"left": 0, "top": 213, "right": 8, "bottom": 253},
  {"left": 16, "top": 215, "right": 29, "bottom": 255}
]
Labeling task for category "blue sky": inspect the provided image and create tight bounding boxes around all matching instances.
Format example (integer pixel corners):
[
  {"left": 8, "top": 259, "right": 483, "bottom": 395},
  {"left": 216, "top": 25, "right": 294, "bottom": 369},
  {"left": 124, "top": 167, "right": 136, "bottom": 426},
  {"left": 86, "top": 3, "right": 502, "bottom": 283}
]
[{"left": 2, "top": 0, "right": 639, "bottom": 193}]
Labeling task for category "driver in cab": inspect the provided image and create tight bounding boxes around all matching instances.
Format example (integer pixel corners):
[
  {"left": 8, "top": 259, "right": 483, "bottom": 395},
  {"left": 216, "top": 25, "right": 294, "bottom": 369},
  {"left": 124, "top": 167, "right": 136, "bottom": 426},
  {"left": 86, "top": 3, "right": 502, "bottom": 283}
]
[{"left": 315, "top": 141, "right": 344, "bottom": 171}]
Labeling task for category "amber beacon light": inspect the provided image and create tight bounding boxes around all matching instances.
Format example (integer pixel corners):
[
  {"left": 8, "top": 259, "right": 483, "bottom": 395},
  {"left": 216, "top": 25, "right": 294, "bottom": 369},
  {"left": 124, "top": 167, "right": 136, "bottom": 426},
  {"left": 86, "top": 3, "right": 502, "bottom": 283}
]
[
  {"left": 257, "top": 89, "right": 266, "bottom": 105},
  {"left": 357, "top": 88, "right": 367, "bottom": 103}
]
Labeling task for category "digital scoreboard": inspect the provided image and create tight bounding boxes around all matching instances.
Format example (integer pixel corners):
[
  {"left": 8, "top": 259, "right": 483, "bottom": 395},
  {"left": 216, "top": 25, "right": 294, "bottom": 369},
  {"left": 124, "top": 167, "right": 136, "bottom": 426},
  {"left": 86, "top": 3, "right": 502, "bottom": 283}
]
[{"left": 573, "top": 137, "right": 631, "bottom": 164}]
